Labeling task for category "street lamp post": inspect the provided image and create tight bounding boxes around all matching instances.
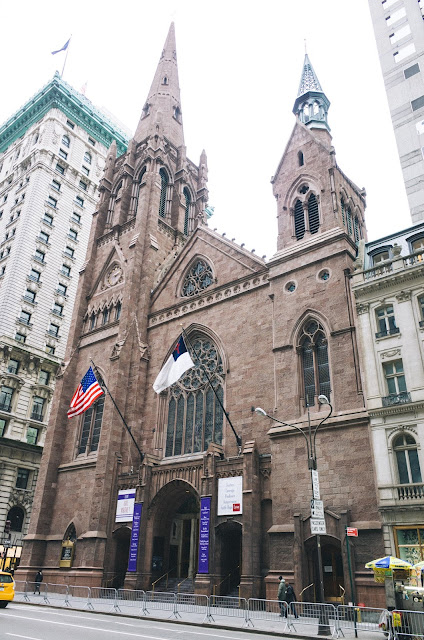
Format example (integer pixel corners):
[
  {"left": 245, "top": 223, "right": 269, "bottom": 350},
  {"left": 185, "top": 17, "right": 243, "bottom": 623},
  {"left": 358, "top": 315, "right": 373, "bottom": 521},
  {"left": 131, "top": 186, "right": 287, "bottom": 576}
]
[{"left": 255, "top": 395, "right": 333, "bottom": 635}]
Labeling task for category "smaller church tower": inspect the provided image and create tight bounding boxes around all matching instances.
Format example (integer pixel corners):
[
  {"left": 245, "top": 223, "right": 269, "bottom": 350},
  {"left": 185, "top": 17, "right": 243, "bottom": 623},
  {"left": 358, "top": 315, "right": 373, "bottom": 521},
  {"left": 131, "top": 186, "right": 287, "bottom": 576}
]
[{"left": 272, "top": 54, "right": 366, "bottom": 253}]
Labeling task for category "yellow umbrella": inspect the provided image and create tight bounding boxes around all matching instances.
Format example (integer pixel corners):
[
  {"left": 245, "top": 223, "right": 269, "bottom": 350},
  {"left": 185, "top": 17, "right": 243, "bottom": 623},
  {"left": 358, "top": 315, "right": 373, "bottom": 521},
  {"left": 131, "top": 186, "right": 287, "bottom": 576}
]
[{"left": 365, "top": 556, "right": 413, "bottom": 570}]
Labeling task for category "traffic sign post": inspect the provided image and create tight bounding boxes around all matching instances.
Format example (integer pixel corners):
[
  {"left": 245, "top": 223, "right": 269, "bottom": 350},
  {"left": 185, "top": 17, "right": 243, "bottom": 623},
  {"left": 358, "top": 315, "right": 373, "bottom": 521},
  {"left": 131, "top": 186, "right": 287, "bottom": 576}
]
[
  {"left": 311, "top": 499, "right": 324, "bottom": 519},
  {"left": 346, "top": 527, "right": 358, "bottom": 638}
]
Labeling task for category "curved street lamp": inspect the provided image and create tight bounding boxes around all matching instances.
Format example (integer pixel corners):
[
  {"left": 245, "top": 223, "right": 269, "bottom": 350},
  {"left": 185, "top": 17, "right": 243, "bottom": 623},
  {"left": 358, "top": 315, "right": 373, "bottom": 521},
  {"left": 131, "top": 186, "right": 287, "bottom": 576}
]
[{"left": 254, "top": 396, "right": 333, "bottom": 635}]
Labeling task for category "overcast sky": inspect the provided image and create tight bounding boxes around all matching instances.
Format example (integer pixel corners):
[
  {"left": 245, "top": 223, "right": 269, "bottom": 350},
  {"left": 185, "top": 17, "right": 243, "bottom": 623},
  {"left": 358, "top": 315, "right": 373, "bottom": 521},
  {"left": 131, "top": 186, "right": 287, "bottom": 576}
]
[{"left": 0, "top": 0, "right": 410, "bottom": 258}]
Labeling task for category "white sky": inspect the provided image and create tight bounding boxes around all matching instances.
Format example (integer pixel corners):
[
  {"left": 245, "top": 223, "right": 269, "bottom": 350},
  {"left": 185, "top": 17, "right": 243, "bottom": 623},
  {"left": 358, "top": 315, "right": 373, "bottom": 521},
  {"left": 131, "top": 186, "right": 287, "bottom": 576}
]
[{"left": 0, "top": 0, "right": 410, "bottom": 259}]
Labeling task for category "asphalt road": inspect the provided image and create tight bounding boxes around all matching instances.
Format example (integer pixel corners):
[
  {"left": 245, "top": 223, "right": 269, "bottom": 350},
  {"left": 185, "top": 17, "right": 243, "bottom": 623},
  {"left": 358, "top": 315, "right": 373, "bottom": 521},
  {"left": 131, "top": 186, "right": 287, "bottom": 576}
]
[{"left": 0, "top": 603, "right": 277, "bottom": 640}]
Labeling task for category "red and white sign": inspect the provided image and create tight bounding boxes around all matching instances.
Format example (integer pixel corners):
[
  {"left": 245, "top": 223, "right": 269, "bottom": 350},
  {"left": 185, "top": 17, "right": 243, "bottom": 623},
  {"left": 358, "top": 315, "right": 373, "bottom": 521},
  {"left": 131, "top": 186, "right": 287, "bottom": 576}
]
[
  {"left": 346, "top": 527, "right": 358, "bottom": 537},
  {"left": 232, "top": 503, "right": 240, "bottom": 512},
  {"left": 217, "top": 476, "right": 243, "bottom": 516}
]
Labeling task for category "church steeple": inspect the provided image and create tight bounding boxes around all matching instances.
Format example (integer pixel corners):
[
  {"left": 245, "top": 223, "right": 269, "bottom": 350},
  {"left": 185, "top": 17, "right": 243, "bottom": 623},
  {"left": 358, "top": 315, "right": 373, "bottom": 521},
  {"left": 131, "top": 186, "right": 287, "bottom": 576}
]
[
  {"left": 292, "top": 54, "right": 330, "bottom": 131},
  {"left": 134, "top": 22, "right": 184, "bottom": 148}
]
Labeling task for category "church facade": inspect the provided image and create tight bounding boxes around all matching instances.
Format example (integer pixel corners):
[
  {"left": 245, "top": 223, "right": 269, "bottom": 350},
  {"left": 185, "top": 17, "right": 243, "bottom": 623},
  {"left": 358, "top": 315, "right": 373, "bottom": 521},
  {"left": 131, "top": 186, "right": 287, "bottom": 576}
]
[{"left": 19, "top": 26, "right": 385, "bottom": 606}]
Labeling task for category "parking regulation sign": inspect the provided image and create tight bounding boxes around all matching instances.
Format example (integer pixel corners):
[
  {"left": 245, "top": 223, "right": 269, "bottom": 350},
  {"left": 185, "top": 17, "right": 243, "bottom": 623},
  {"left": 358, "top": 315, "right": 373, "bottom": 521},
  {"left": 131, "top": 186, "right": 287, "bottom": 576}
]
[
  {"left": 311, "top": 518, "right": 327, "bottom": 535},
  {"left": 346, "top": 527, "right": 358, "bottom": 537}
]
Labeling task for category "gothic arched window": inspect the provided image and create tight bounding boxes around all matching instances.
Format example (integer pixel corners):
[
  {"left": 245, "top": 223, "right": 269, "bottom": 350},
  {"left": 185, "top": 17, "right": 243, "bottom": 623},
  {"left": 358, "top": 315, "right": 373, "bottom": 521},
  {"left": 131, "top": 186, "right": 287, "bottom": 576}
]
[
  {"left": 347, "top": 207, "right": 353, "bottom": 236},
  {"left": 300, "top": 320, "right": 331, "bottom": 407},
  {"left": 165, "top": 334, "right": 224, "bottom": 457},
  {"left": 294, "top": 199, "right": 305, "bottom": 240},
  {"left": 341, "top": 198, "right": 345, "bottom": 226},
  {"left": 181, "top": 259, "right": 214, "bottom": 297},
  {"left": 7, "top": 505, "right": 24, "bottom": 532},
  {"left": 298, "top": 151, "right": 304, "bottom": 167},
  {"left": 133, "top": 167, "right": 146, "bottom": 217},
  {"left": 394, "top": 433, "right": 422, "bottom": 484},
  {"left": 63, "top": 523, "right": 77, "bottom": 542},
  {"left": 183, "top": 187, "right": 192, "bottom": 236},
  {"left": 158, "top": 168, "right": 168, "bottom": 218},
  {"left": 308, "top": 193, "right": 319, "bottom": 234},
  {"left": 78, "top": 396, "right": 105, "bottom": 455},
  {"left": 354, "top": 216, "right": 360, "bottom": 242}
]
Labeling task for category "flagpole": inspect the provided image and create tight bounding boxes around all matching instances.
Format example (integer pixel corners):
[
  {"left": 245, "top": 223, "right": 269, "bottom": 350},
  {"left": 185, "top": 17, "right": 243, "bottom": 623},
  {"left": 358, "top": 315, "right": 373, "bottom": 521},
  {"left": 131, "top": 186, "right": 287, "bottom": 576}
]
[
  {"left": 181, "top": 328, "right": 242, "bottom": 453},
  {"left": 90, "top": 359, "right": 144, "bottom": 463},
  {"left": 61, "top": 35, "right": 72, "bottom": 79}
]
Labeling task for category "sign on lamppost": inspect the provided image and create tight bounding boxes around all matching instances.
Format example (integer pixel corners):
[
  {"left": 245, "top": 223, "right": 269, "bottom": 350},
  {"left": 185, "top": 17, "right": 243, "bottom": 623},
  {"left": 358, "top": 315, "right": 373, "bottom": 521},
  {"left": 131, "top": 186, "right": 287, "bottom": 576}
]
[
  {"left": 311, "top": 469, "right": 320, "bottom": 499},
  {"left": 311, "top": 499, "right": 324, "bottom": 519},
  {"left": 311, "top": 519, "right": 327, "bottom": 535}
]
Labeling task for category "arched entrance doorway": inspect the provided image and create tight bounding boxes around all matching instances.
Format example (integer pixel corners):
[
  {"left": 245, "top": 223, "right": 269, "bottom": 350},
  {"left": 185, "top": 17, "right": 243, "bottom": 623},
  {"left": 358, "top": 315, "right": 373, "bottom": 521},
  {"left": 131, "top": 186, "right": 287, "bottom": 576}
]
[
  {"left": 305, "top": 536, "right": 344, "bottom": 602},
  {"left": 215, "top": 521, "right": 242, "bottom": 595},
  {"left": 112, "top": 527, "right": 131, "bottom": 589},
  {"left": 150, "top": 480, "right": 200, "bottom": 584}
]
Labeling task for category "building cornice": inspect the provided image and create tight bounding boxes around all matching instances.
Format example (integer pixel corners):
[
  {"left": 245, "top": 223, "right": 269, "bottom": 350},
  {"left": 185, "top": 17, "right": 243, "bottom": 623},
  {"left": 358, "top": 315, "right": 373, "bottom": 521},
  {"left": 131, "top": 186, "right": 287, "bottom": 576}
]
[
  {"left": 0, "top": 73, "right": 129, "bottom": 155},
  {"left": 353, "top": 263, "right": 424, "bottom": 299},
  {"left": 368, "top": 401, "right": 424, "bottom": 417}
]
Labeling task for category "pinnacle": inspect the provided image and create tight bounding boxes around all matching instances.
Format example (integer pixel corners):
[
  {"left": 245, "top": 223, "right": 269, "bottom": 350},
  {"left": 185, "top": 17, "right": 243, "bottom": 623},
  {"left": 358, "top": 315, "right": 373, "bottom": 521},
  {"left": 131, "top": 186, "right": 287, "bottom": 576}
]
[{"left": 297, "top": 54, "right": 323, "bottom": 98}]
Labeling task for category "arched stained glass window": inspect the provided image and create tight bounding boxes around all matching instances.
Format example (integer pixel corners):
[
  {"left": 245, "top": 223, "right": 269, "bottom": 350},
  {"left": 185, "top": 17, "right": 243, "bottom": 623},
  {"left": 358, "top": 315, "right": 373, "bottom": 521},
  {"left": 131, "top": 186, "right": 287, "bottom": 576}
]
[
  {"left": 300, "top": 320, "right": 330, "bottom": 407},
  {"left": 181, "top": 259, "right": 213, "bottom": 297},
  {"left": 294, "top": 199, "right": 305, "bottom": 240},
  {"left": 165, "top": 335, "right": 224, "bottom": 457},
  {"left": 78, "top": 396, "right": 105, "bottom": 455},
  {"left": 308, "top": 193, "right": 319, "bottom": 234},
  {"left": 394, "top": 433, "right": 422, "bottom": 484},
  {"left": 183, "top": 187, "right": 191, "bottom": 236},
  {"left": 158, "top": 168, "right": 168, "bottom": 218}
]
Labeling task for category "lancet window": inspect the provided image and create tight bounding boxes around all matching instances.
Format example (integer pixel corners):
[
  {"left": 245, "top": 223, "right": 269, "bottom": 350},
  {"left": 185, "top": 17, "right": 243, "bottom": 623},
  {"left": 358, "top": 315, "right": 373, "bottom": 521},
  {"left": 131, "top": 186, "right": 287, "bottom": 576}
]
[
  {"left": 300, "top": 320, "right": 330, "bottom": 407},
  {"left": 77, "top": 396, "right": 105, "bottom": 455},
  {"left": 158, "top": 168, "right": 168, "bottom": 218},
  {"left": 181, "top": 259, "right": 214, "bottom": 297},
  {"left": 165, "top": 335, "right": 224, "bottom": 457},
  {"left": 294, "top": 199, "right": 305, "bottom": 240},
  {"left": 308, "top": 193, "right": 319, "bottom": 234},
  {"left": 183, "top": 187, "right": 192, "bottom": 236}
]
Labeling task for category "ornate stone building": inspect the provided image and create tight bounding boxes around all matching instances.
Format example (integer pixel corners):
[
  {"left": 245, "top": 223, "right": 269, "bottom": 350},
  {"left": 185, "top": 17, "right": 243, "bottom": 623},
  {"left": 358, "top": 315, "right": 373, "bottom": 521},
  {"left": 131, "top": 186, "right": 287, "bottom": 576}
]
[
  {"left": 0, "top": 73, "right": 128, "bottom": 567},
  {"left": 352, "top": 223, "right": 424, "bottom": 589},
  {"left": 19, "top": 27, "right": 385, "bottom": 605}
]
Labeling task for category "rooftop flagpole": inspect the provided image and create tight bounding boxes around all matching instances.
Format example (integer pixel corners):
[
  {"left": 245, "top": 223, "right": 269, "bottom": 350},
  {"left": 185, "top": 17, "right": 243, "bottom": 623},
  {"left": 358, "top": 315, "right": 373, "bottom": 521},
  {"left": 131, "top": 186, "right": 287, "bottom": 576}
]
[
  {"left": 181, "top": 326, "right": 242, "bottom": 453},
  {"left": 61, "top": 35, "right": 72, "bottom": 79},
  {"left": 90, "top": 359, "right": 144, "bottom": 463}
]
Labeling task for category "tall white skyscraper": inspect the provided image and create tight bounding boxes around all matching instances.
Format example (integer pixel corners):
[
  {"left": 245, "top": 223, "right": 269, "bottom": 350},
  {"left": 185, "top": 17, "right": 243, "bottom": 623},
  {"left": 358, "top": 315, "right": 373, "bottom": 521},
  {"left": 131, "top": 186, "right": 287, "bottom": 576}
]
[{"left": 0, "top": 72, "right": 128, "bottom": 566}]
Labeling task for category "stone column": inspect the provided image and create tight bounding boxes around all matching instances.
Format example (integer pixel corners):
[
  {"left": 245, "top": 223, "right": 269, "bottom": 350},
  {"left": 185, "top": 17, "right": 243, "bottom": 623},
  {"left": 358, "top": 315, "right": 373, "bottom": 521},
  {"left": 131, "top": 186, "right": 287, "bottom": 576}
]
[{"left": 239, "top": 440, "right": 261, "bottom": 600}]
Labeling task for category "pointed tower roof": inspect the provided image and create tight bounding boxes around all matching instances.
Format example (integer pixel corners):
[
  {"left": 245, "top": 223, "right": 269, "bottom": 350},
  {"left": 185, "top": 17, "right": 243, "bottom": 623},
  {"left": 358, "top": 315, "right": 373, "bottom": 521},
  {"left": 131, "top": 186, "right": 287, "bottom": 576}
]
[
  {"left": 293, "top": 53, "right": 330, "bottom": 131},
  {"left": 134, "top": 23, "right": 184, "bottom": 148}
]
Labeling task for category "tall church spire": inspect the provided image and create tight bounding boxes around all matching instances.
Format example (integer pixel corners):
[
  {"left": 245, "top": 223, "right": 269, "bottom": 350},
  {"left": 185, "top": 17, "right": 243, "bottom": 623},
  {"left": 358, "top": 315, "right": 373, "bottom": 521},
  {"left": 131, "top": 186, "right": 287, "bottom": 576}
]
[
  {"left": 293, "top": 53, "right": 330, "bottom": 131},
  {"left": 134, "top": 22, "right": 184, "bottom": 148}
]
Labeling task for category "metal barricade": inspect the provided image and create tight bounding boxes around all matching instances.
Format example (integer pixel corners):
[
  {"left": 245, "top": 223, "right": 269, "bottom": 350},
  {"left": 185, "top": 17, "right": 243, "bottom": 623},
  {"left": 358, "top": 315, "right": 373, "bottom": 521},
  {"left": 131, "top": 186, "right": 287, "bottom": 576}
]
[
  {"left": 143, "top": 591, "right": 176, "bottom": 617},
  {"left": 248, "top": 598, "right": 293, "bottom": 630},
  {"left": 208, "top": 595, "right": 249, "bottom": 626},
  {"left": 392, "top": 609, "right": 424, "bottom": 640},
  {"left": 338, "top": 605, "right": 390, "bottom": 637},
  {"left": 175, "top": 593, "right": 210, "bottom": 623},
  {"left": 67, "top": 585, "right": 92, "bottom": 610},
  {"left": 90, "top": 587, "right": 120, "bottom": 612},
  {"left": 45, "top": 583, "right": 69, "bottom": 607},
  {"left": 13, "top": 580, "right": 29, "bottom": 602},
  {"left": 116, "top": 589, "right": 145, "bottom": 616},
  {"left": 290, "top": 601, "right": 338, "bottom": 637},
  {"left": 25, "top": 581, "right": 48, "bottom": 604}
]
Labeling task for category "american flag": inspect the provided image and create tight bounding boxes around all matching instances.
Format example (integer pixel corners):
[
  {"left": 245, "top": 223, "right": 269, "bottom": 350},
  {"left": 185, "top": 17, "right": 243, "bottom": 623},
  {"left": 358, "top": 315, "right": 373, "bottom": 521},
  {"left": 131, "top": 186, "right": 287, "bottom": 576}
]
[{"left": 67, "top": 366, "right": 104, "bottom": 419}]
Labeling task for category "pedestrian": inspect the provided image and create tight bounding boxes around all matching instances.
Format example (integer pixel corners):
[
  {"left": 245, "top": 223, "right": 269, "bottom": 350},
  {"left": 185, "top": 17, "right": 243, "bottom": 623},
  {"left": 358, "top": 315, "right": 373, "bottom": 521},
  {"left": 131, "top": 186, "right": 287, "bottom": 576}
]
[
  {"left": 277, "top": 575, "right": 287, "bottom": 617},
  {"left": 34, "top": 569, "right": 43, "bottom": 594},
  {"left": 286, "top": 582, "right": 298, "bottom": 618}
]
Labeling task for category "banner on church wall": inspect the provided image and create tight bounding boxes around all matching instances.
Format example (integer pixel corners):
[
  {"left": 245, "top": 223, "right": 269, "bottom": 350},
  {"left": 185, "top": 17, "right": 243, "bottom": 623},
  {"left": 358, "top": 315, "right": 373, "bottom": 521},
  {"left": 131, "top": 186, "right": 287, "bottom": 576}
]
[
  {"left": 127, "top": 502, "right": 142, "bottom": 572},
  {"left": 198, "top": 496, "right": 211, "bottom": 574},
  {"left": 217, "top": 476, "right": 243, "bottom": 515},
  {"left": 115, "top": 489, "right": 136, "bottom": 522}
]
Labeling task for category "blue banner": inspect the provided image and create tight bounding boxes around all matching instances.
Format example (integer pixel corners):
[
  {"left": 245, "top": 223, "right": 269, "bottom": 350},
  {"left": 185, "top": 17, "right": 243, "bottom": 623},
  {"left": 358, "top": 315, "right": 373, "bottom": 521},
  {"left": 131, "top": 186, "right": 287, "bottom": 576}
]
[
  {"left": 198, "top": 496, "right": 211, "bottom": 574},
  {"left": 127, "top": 502, "right": 142, "bottom": 572}
]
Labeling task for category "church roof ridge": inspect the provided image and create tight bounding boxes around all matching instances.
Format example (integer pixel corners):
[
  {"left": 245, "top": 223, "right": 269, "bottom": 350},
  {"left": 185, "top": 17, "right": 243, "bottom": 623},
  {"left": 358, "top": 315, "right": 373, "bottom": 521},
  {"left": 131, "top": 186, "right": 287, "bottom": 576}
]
[{"left": 0, "top": 72, "right": 129, "bottom": 155}]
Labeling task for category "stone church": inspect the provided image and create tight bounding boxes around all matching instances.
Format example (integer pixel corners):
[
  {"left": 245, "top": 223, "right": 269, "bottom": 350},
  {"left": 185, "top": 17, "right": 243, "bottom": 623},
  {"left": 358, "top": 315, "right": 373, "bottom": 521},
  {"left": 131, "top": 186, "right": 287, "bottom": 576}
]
[{"left": 19, "top": 24, "right": 385, "bottom": 605}]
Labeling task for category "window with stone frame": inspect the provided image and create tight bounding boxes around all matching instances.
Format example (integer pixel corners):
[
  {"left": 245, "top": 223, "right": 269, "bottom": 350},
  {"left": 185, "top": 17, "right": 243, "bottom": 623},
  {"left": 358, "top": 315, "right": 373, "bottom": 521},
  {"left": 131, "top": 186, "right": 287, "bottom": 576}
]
[
  {"left": 164, "top": 334, "right": 224, "bottom": 457},
  {"left": 395, "top": 527, "right": 424, "bottom": 564},
  {"left": 299, "top": 320, "right": 331, "bottom": 407},
  {"left": 0, "top": 385, "right": 13, "bottom": 412},
  {"left": 181, "top": 259, "right": 214, "bottom": 297},
  {"left": 376, "top": 305, "right": 399, "bottom": 338},
  {"left": 393, "top": 433, "right": 422, "bottom": 485},
  {"left": 158, "top": 168, "right": 169, "bottom": 218},
  {"left": 183, "top": 187, "right": 192, "bottom": 236},
  {"left": 307, "top": 193, "right": 320, "bottom": 234},
  {"left": 77, "top": 396, "right": 105, "bottom": 455},
  {"left": 7, "top": 506, "right": 24, "bottom": 532},
  {"left": 384, "top": 360, "right": 407, "bottom": 394}
]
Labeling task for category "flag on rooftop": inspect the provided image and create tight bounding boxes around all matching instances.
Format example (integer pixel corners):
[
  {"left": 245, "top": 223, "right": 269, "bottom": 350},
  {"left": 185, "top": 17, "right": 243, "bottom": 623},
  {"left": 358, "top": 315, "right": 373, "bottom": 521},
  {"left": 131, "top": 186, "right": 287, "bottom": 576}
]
[
  {"left": 52, "top": 38, "right": 70, "bottom": 55},
  {"left": 67, "top": 366, "right": 104, "bottom": 418},
  {"left": 153, "top": 335, "right": 194, "bottom": 394}
]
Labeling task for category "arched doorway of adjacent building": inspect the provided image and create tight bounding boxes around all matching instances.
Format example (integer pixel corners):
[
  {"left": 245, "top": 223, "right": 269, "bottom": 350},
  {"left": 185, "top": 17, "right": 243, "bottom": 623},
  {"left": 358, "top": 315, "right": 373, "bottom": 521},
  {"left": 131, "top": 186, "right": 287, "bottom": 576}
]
[
  {"left": 305, "top": 536, "right": 344, "bottom": 602},
  {"left": 215, "top": 521, "right": 242, "bottom": 595},
  {"left": 150, "top": 480, "right": 200, "bottom": 586},
  {"left": 112, "top": 526, "right": 131, "bottom": 589}
]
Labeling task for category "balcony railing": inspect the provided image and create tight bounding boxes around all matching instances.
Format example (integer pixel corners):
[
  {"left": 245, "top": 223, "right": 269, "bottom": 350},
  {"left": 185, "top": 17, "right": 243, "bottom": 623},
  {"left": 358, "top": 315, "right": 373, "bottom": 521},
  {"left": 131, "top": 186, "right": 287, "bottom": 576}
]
[
  {"left": 397, "top": 483, "right": 424, "bottom": 500},
  {"left": 403, "top": 251, "right": 424, "bottom": 267},
  {"left": 364, "top": 263, "right": 393, "bottom": 280},
  {"left": 382, "top": 391, "right": 412, "bottom": 407},
  {"left": 375, "top": 327, "right": 400, "bottom": 338}
]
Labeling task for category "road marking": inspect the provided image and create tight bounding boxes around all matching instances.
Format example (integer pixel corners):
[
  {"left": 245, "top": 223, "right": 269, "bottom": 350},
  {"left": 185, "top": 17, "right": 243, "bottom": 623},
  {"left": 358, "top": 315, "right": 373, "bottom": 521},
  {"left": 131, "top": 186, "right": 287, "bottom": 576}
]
[{"left": 6, "top": 635, "right": 43, "bottom": 640}]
